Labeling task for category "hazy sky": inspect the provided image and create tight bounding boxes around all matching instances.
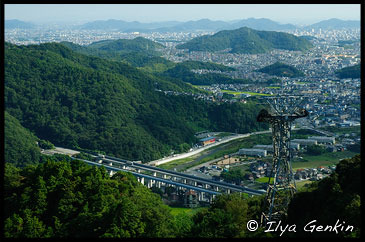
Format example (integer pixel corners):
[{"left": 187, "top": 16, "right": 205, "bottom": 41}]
[{"left": 4, "top": 4, "right": 361, "bottom": 25}]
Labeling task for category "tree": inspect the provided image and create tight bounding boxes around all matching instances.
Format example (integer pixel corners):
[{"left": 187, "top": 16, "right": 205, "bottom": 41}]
[
  {"left": 3, "top": 159, "right": 177, "bottom": 238},
  {"left": 286, "top": 155, "right": 360, "bottom": 238},
  {"left": 306, "top": 144, "right": 326, "bottom": 155},
  {"left": 4, "top": 111, "right": 41, "bottom": 167},
  {"left": 191, "top": 193, "right": 249, "bottom": 238}
]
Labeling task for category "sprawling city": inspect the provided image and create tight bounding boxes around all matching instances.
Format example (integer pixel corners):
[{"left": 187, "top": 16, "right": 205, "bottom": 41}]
[{"left": 3, "top": 3, "right": 361, "bottom": 239}]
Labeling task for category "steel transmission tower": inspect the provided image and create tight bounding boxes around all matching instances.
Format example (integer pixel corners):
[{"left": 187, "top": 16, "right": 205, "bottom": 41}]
[{"left": 257, "top": 95, "right": 308, "bottom": 225}]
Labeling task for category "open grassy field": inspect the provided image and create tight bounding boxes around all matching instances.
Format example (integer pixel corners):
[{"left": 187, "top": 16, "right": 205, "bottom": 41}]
[
  {"left": 319, "top": 125, "right": 360, "bottom": 135},
  {"left": 292, "top": 150, "right": 358, "bottom": 170},
  {"left": 296, "top": 180, "right": 313, "bottom": 190},
  {"left": 158, "top": 157, "right": 195, "bottom": 170},
  {"left": 255, "top": 176, "right": 274, "bottom": 184},
  {"left": 169, "top": 206, "right": 205, "bottom": 217}
]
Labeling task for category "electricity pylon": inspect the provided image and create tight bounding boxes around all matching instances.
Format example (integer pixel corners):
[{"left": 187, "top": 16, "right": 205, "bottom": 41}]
[{"left": 257, "top": 95, "right": 308, "bottom": 225}]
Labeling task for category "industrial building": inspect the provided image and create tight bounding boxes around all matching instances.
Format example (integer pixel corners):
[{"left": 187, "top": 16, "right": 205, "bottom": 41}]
[
  {"left": 254, "top": 142, "right": 300, "bottom": 152},
  {"left": 199, "top": 136, "right": 216, "bottom": 146},
  {"left": 309, "top": 136, "right": 336, "bottom": 144},
  {"left": 238, "top": 148, "right": 267, "bottom": 157},
  {"left": 291, "top": 139, "right": 318, "bottom": 146}
]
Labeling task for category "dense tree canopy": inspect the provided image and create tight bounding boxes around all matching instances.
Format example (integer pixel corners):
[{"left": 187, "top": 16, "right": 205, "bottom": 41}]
[
  {"left": 4, "top": 111, "right": 41, "bottom": 167},
  {"left": 286, "top": 154, "right": 361, "bottom": 238},
  {"left": 190, "top": 193, "right": 269, "bottom": 238},
  {"left": 255, "top": 62, "right": 305, "bottom": 77},
  {"left": 3, "top": 154, "right": 359, "bottom": 238},
  {"left": 3, "top": 159, "right": 176, "bottom": 238},
  {"left": 5, "top": 42, "right": 268, "bottom": 162}
]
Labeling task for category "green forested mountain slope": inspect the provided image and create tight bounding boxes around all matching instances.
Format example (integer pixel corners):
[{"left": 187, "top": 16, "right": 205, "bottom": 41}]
[
  {"left": 4, "top": 160, "right": 176, "bottom": 238},
  {"left": 176, "top": 27, "right": 313, "bottom": 54},
  {"left": 4, "top": 111, "right": 41, "bottom": 167},
  {"left": 5, "top": 42, "right": 267, "bottom": 162}
]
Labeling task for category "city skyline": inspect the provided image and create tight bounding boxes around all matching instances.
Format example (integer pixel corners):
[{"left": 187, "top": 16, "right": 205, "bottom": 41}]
[{"left": 4, "top": 4, "right": 361, "bottom": 25}]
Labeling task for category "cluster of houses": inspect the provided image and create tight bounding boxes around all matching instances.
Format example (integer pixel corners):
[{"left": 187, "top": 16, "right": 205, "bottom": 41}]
[
  {"left": 294, "top": 165, "right": 335, "bottom": 181},
  {"left": 244, "top": 161, "right": 272, "bottom": 181},
  {"left": 244, "top": 161, "right": 336, "bottom": 182}
]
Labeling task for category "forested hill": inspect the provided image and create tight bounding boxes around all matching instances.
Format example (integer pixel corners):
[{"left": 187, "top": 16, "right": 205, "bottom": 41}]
[
  {"left": 176, "top": 27, "right": 313, "bottom": 54},
  {"left": 335, "top": 64, "right": 360, "bottom": 79},
  {"left": 5, "top": 42, "right": 268, "bottom": 163},
  {"left": 60, "top": 41, "right": 232, "bottom": 75},
  {"left": 87, "top": 37, "right": 165, "bottom": 52},
  {"left": 4, "top": 111, "right": 41, "bottom": 167},
  {"left": 255, "top": 62, "right": 305, "bottom": 77}
]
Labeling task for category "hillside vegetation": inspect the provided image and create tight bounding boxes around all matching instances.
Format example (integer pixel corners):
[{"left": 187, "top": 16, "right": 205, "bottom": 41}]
[
  {"left": 5, "top": 42, "right": 268, "bottom": 163},
  {"left": 4, "top": 111, "right": 41, "bottom": 167},
  {"left": 255, "top": 62, "right": 305, "bottom": 77},
  {"left": 286, "top": 154, "right": 360, "bottom": 237},
  {"left": 176, "top": 27, "right": 313, "bottom": 54},
  {"left": 335, "top": 64, "right": 360, "bottom": 79},
  {"left": 161, "top": 61, "right": 251, "bottom": 85},
  {"left": 4, "top": 154, "right": 359, "bottom": 238}
]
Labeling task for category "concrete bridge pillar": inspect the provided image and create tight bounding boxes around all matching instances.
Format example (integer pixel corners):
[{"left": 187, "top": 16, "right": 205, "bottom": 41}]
[
  {"left": 109, "top": 162, "right": 113, "bottom": 166},
  {"left": 109, "top": 170, "right": 114, "bottom": 176},
  {"left": 203, "top": 184, "right": 208, "bottom": 189},
  {"left": 140, "top": 177, "right": 144, "bottom": 185},
  {"left": 137, "top": 169, "right": 141, "bottom": 173},
  {"left": 147, "top": 179, "right": 152, "bottom": 188},
  {"left": 198, "top": 192, "right": 205, "bottom": 201},
  {"left": 194, "top": 181, "right": 197, "bottom": 186},
  {"left": 215, "top": 186, "right": 219, "bottom": 191},
  {"left": 227, "top": 189, "right": 231, "bottom": 194},
  {"left": 153, "top": 172, "right": 157, "bottom": 177},
  {"left": 163, "top": 174, "right": 167, "bottom": 179},
  {"left": 122, "top": 165, "right": 126, "bottom": 169},
  {"left": 157, "top": 181, "right": 161, "bottom": 188}
]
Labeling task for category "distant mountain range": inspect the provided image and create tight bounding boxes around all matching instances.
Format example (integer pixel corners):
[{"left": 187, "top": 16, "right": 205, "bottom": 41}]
[
  {"left": 176, "top": 27, "right": 313, "bottom": 54},
  {"left": 5, "top": 18, "right": 360, "bottom": 32},
  {"left": 5, "top": 19, "right": 36, "bottom": 29},
  {"left": 303, "top": 18, "right": 360, "bottom": 30}
]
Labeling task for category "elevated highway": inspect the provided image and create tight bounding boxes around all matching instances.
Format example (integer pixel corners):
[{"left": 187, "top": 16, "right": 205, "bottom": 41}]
[{"left": 75, "top": 154, "right": 266, "bottom": 203}]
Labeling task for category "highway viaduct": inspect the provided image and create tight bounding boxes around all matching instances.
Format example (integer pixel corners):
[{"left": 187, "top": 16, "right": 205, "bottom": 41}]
[{"left": 74, "top": 154, "right": 266, "bottom": 204}]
